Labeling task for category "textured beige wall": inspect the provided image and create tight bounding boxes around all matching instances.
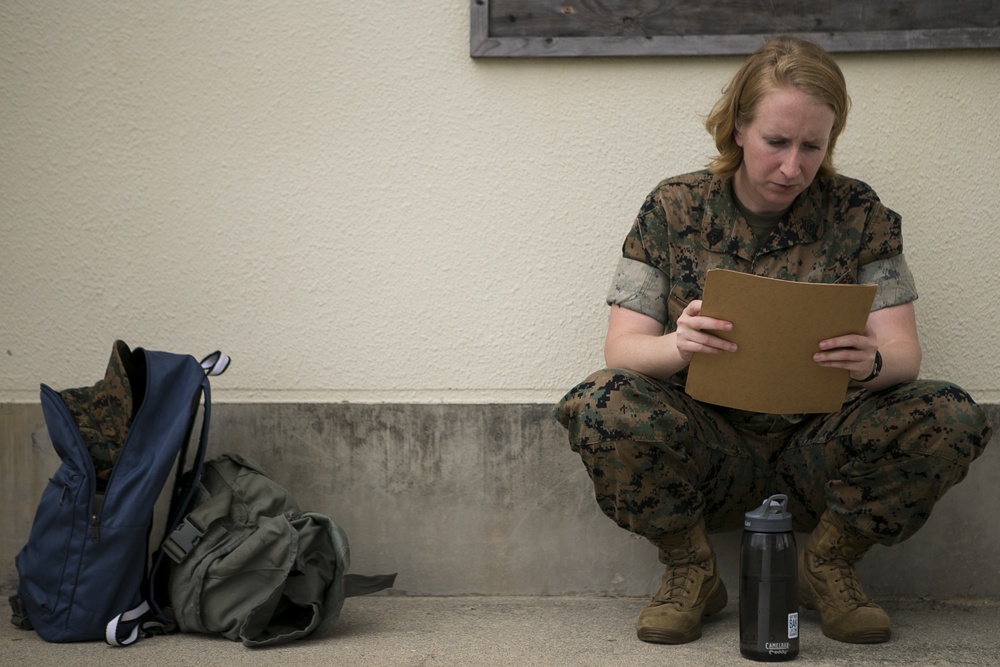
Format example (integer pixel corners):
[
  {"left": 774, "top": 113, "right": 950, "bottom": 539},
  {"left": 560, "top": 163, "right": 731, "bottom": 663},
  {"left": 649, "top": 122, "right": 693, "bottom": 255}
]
[{"left": 2, "top": 2, "right": 998, "bottom": 404}]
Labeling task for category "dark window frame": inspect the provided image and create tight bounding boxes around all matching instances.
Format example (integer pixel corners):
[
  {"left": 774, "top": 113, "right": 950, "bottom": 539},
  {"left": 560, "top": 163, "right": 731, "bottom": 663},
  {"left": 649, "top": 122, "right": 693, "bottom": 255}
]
[{"left": 471, "top": 0, "right": 1000, "bottom": 57}]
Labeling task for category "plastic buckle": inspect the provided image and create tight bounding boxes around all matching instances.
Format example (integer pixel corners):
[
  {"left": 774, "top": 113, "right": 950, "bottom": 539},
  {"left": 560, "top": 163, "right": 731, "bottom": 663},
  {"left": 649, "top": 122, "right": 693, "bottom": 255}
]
[
  {"left": 164, "top": 520, "right": 204, "bottom": 563},
  {"left": 9, "top": 594, "right": 34, "bottom": 631}
]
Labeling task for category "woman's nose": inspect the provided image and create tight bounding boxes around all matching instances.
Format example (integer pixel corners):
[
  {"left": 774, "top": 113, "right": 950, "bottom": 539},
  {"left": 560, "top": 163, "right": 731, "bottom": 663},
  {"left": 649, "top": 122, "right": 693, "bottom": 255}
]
[{"left": 780, "top": 150, "right": 802, "bottom": 179}]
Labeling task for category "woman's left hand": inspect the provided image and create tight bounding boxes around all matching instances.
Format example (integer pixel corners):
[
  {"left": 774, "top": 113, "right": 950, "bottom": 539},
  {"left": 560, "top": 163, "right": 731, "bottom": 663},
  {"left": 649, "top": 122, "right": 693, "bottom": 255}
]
[
  {"left": 813, "top": 302, "right": 921, "bottom": 389},
  {"left": 813, "top": 327, "right": 879, "bottom": 381}
]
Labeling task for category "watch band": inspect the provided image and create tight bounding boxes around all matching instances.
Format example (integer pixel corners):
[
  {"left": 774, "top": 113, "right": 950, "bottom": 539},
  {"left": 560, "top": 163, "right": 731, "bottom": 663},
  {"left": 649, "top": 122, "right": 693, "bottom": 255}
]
[{"left": 858, "top": 350, "right": 882, "bottom": 383}]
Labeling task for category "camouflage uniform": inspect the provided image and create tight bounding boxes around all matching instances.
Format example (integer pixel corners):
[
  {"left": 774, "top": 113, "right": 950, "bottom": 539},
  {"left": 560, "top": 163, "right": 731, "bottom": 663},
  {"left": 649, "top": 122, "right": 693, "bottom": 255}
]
[
  {"left": 556, "top": 171, "right": 992, "bottom": 547},
  {"left": 59, "top": 340, "right": 143, "bottom": 492}
]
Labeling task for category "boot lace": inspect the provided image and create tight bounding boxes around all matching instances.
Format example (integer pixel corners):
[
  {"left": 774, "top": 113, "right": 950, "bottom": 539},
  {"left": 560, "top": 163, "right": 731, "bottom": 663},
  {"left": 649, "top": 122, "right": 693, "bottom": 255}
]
[
  {"left": 831, "top": 562, "right": 869, "bottom": 608},
  {"left": 654, "top": 544, "right": 709, "bottom": 608},
  {"left": 821, "top": 533, "right": 874, "bottom": 610}
]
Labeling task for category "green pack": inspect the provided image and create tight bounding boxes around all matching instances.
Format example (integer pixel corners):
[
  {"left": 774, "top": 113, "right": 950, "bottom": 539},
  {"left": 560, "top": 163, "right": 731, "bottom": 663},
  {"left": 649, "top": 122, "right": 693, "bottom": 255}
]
[{"left": 161, "top": 453, "right": 395, "bottom": 647}]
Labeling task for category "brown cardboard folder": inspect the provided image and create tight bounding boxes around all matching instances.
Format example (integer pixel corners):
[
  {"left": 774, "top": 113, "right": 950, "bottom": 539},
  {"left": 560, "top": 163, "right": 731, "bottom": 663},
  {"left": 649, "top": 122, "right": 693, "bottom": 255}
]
[{"left": 684, "top": 270, "right": 877, "bottom": 414}]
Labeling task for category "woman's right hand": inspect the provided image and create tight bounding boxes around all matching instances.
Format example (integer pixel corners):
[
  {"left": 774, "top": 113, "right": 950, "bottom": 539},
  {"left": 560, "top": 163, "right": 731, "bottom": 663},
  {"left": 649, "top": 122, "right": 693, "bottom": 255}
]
[
  {"left": 675, "top": 299, "right": 737, "bottom": 362},
  {"left": 604, "top": 303, "right": 735, "bottom": 380}
]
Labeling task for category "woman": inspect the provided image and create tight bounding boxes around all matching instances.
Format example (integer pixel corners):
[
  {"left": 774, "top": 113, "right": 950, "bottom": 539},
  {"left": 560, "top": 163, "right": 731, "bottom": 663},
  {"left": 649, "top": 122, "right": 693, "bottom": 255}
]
[{"left": 556, "top": 36, "right": 991, "bottom": 646}]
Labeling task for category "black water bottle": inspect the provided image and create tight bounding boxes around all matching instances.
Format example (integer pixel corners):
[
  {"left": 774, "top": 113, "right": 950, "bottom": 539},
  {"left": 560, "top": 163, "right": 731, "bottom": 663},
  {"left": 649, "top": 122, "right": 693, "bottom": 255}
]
[{"left": 740, "top": 494, "right": 799, "bottom": 661}]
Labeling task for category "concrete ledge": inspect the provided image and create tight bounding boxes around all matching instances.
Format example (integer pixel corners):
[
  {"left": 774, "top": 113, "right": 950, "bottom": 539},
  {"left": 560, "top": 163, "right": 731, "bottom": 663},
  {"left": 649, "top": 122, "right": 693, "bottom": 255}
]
[{"left": 2, "top": 403, "right": 997, "bottom": 599}]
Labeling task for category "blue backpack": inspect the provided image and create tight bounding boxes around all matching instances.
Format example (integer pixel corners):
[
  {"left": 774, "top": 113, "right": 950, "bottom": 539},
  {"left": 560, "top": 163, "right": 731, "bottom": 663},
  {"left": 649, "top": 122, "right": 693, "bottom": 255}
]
[{"left": 11, "top": 341, "right": 229, "bottom": 645}]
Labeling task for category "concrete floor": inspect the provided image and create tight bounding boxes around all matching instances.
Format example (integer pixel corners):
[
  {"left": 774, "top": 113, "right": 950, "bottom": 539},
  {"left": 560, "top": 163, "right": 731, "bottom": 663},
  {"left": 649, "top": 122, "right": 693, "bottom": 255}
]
[{"left": 4, "top": 595, "right": 1000, "bottom": 666}]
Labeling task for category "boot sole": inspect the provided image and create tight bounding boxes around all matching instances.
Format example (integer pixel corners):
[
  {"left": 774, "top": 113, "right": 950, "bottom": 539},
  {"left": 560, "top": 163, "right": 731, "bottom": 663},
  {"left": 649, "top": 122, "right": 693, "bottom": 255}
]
[
  {"left": 636, "top": 580, "right": 728, "bottom": 644},
  {"left": 799, "top": 570, "right": 891, "bottom": 644},
  {"left": 637, "top": 626, "right": 702, "bottom": 644},
  {"left": 823, "top": 626, "right": 892, "bottom": 644}
]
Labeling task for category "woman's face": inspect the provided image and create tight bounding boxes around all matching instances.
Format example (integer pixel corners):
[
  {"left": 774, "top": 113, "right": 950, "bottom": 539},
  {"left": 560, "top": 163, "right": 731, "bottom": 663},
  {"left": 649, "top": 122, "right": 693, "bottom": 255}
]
[{"left": 733, "top": 86, "right": 835, "bottom": 215}]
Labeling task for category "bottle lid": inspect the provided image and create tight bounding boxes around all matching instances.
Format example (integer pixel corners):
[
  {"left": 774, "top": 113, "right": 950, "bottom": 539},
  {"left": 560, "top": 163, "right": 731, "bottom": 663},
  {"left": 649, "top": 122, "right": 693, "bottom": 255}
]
[{"left": 744, "top": 494, "right": 793, "bottom": 532}]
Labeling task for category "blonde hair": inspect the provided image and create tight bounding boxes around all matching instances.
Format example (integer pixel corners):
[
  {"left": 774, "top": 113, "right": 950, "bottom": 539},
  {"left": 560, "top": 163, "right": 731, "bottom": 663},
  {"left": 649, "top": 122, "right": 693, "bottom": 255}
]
[{"left": 705, "top": 36, "right": 851, "bottom": 179}]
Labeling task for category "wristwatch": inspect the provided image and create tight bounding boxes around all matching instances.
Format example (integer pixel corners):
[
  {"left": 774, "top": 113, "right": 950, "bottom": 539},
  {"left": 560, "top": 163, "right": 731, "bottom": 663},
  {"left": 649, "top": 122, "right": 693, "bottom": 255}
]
[{"left": 858, "top": 350, "right": 882, "bottom": 383}]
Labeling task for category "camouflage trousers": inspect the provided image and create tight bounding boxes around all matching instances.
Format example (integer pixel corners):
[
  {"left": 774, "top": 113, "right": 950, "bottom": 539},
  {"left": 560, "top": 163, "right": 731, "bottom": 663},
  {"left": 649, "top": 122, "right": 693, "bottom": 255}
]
[{"left": 555, "top": 369, "right": 991, "bottom": 547}]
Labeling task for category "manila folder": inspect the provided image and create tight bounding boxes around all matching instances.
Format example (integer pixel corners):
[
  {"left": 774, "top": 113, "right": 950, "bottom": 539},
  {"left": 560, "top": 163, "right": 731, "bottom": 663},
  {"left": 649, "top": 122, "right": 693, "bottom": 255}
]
[{"left": 684, "top": 269, "right": 877, "bottom": 414}]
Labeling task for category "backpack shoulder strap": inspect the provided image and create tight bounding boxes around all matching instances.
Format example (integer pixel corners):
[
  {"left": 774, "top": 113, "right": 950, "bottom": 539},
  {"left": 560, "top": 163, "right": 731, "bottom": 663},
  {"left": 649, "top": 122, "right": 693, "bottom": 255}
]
[
  {"left": 344, "top": 573, "right": 398, "bottom": 597},
  {"left": 105, "top": 351, "right": 228, "bottom": 647}
]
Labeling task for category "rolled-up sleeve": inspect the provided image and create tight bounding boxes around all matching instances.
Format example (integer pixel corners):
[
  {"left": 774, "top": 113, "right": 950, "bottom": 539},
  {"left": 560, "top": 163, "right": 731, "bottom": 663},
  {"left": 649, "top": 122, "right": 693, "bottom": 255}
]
[
  {"left": 606, "top": 257, "right": 669, "bottom": 323},
  {"left": 858, "top": 253, "right": 918, "bottom": 310}
]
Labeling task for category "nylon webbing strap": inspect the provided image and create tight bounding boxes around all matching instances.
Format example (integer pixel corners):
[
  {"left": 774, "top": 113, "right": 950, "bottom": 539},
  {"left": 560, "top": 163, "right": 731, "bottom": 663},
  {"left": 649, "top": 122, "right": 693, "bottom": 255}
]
[
  {"left": 200, "top": 351, "right": 230, "bottom": 376},
  {"left": 105, "top": 599, "right": 168, "bottom": 647}
]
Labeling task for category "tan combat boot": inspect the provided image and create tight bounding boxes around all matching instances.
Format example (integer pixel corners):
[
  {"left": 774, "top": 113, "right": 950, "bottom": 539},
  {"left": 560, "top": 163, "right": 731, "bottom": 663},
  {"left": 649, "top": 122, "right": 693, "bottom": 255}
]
[
  {"left": 636, "top": 520, "right": 728, "bottom": 644},
  {"left": 799, "top": 511, "right": 891, "bottom": 643}
]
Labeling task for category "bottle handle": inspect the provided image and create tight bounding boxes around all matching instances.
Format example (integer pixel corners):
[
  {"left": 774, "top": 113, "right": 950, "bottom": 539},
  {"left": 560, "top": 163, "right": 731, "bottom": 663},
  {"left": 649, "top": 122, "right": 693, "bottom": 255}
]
[{"left": 763, "top": 493, "right": 789, "bottom": 516}]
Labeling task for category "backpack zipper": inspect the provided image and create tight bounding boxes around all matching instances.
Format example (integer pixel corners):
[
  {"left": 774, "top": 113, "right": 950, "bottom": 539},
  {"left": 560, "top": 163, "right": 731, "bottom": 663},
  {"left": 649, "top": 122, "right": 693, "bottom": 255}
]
[
  {"left": 91, "top": 492, "right": 105, "bottom": 542},
  {"left": 42, "top": 384, "right": 105, "bottom": 543}
]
